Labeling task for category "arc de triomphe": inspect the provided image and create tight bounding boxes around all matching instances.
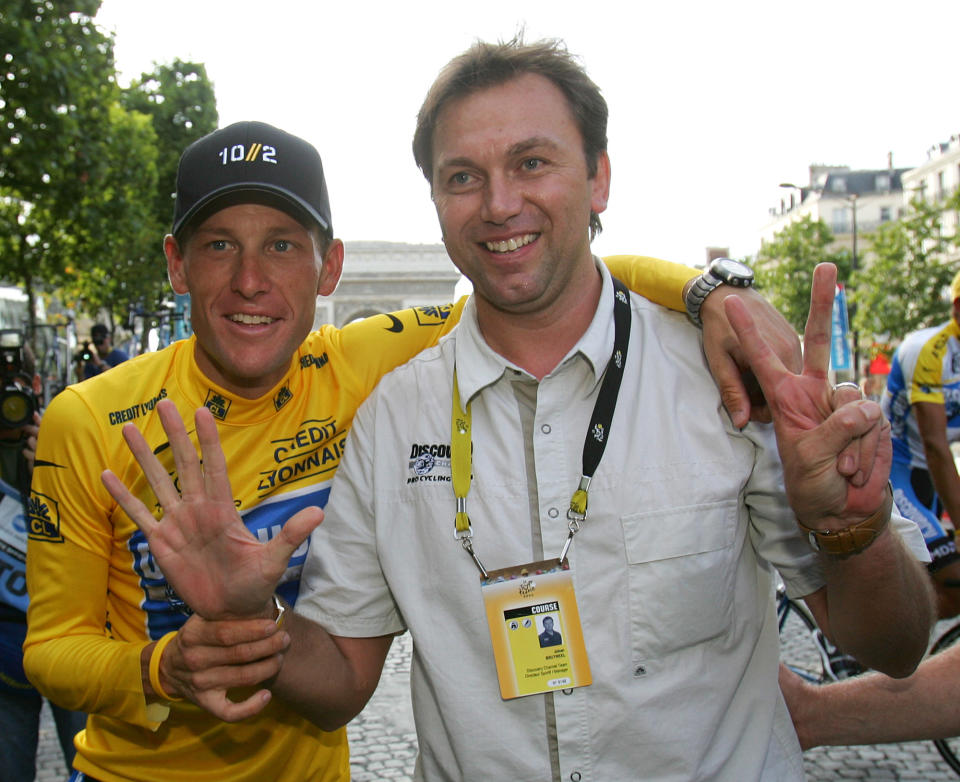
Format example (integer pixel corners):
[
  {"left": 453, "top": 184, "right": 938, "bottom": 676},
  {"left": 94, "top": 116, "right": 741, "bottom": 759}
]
[{"left": 314, "top": 241, "right": 462, "bottom": 328}]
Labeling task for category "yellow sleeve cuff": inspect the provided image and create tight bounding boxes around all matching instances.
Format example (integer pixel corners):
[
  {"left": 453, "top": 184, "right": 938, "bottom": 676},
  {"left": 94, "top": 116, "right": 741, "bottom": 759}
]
[
  {"left": 148, "top": 631, "right": 184, "bottom": 703},
  {"left": 602, "top": 255, "right": 698, "bottom": 312}
]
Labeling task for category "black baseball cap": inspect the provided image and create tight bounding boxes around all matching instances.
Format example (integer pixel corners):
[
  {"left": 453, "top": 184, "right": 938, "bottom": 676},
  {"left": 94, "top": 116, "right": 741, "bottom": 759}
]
[{"left": 171, "top": 121, "right": 333, "bottom": 239}]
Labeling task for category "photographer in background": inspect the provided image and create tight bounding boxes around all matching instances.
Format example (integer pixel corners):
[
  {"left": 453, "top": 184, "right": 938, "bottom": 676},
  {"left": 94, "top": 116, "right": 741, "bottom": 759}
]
[
  {"left": 0, "top": 332, "right": 85, "bottom": 780},
  {"left": 76, "top": 323, "right": 128, "bottom": 381}
]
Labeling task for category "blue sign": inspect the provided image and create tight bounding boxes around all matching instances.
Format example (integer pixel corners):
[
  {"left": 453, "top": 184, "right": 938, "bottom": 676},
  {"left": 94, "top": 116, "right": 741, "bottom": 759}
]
[
  {"left": 831, "top": 284, "right": 852, "bottom": 372},
  {"left": 0, "top": 478, "right": 29, "bottom": 613}
]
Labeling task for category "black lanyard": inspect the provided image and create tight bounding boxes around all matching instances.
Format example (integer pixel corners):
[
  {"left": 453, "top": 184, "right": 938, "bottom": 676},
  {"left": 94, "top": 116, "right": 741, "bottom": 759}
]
[{"left": 451, "top": 277, "right": 632, "bottom": 577}]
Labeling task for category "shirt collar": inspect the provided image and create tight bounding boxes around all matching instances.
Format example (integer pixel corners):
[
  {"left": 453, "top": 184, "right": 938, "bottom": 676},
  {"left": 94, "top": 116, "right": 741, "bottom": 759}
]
[
  {"left": 454, "top": 258, "right": 618, "bottom": 404},
  {"left": 176, "top": 334, "right": 307, "bottom": 425}
]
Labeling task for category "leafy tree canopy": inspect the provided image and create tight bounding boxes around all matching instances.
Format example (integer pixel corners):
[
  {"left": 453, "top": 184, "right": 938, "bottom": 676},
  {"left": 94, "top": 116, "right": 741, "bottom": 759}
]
[
  {"left": 0, "top": 0, "right": 118, "bottom": 329},
  {"left": 854, "top": 190, "right": 960, "bottom": 342},
  {"left": 754, "top": 214, "right": 851, "bottom": 333},
  {"left": 0, "top": 3, "right": 217, "bottom": 349}
]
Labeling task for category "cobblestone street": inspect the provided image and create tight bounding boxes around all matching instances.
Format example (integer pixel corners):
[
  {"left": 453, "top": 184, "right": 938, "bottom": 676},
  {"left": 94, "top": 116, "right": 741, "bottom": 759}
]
[{"left": 34, "top": 625, "right": 959, "bottom": 780}]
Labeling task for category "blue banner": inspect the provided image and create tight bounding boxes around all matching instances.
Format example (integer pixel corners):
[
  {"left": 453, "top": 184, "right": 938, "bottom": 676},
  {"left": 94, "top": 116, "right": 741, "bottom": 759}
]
[
  {"left": 0, "top": 477, "right": 29, "bottom": 613},
  {"left": 831, "top": 284, "right": 852, "bottom": 372}
]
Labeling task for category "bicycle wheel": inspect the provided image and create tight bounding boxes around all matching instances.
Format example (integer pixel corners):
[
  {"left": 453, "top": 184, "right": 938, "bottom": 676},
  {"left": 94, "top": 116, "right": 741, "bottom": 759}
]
[
  {"left": 931, "top": 623, "right": 960, "bottom": 775},
  {"left": 777, "top": 593, "right": 830, "bottom": 684}
]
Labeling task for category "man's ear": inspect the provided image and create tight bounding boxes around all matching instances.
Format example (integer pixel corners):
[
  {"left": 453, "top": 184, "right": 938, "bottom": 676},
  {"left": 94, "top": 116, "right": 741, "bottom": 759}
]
[
  {"left": 590, "top": 151, "right": 611, "bottom": 216},
  {"left": 318, "top": 239, "right": 344, "bottom": 297},
  {"left": 165, "top": 235, "right": 189, "bottom": 295}
]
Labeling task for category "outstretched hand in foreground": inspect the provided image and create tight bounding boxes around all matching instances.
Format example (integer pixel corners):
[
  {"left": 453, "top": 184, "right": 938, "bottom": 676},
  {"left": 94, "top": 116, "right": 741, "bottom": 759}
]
[
  {"left": 101, "top": 398, "right": 323, "bottom": 619},
  {"left": 724, "top": 263, "right": 890, "bottom": 529}
]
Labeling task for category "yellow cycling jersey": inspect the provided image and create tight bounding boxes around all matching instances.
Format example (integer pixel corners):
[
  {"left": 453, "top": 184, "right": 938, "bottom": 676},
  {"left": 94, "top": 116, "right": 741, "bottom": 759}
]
[{"left": 23, "top": 256, "right": 695, "bottom": 781}]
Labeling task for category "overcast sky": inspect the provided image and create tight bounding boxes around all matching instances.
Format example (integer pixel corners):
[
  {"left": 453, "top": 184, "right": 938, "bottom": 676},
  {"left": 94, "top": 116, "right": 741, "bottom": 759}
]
[{"left": 96, "top": 0, "right": 960, "bottom": 268}]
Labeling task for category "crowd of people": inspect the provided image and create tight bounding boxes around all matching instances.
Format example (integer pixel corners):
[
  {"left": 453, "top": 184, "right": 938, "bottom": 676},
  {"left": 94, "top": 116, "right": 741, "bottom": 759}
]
[{"left": 2, "top": 33, "right": 958, "bottom": 782}]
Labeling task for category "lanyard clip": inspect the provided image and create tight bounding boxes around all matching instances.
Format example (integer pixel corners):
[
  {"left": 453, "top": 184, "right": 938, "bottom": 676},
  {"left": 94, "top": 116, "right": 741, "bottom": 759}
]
[
  {"left": 567, "top": 475, "right": 591, "bottom": 524},
  {"left": 459, "top": 534, "right": 488, "bottom": 579},
  {"left": 558, "top": 529, "right": 576, "bottom": 566},
  {"left": 453, "top": 497, "right": 487, "bottom": 578},
  {"left": 454, "top": 496, "right": 472, "bottom": 536}
]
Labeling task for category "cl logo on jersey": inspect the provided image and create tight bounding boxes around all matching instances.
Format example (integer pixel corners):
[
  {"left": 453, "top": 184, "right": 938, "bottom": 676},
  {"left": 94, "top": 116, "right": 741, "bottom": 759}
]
[
  {"left": 205, "top": 390, "right": 232, "bottom": 420},
  {"left": 27, "top": 492, "right": 63, "bottom": 543},
  {"left": 412, "top": 304, "right": 454, "bottom": 327},
  {"left": 274, "top": 385, "right": 293, "bottom": 411}
]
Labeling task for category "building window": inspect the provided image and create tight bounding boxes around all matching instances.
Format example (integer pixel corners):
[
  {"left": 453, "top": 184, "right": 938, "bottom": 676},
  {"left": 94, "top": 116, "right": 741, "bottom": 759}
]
[
  {"left": 831, "top": 177, "right": 847, "bottom": 193},
  {"left": 880, "top": 206, "right": 891, "bottom": 223},
  {"left": 832, "top": 208, "right": 849, "bottom": 234},
  {"left": 876, "top": 174, "right": 890, "bottom": 191},
  {"left": 937, "top": 171, "right": 946, "bottom": 200}
]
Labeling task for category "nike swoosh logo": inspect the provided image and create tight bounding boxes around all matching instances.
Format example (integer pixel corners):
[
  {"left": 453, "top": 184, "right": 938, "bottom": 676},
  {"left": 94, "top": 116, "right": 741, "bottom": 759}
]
[
  {"left": 384, "top": 315, "right": 404, "bottom": 333},
  {"left": 153, "top": 428, "right": 196, "bottom": 456},
  {"left": 33, "top": 459, "right": 65, "bottom": 469}
]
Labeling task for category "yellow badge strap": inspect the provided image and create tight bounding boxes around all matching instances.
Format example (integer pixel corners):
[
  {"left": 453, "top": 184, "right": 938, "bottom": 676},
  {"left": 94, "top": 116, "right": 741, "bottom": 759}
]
[{"left": 452, "top": 370, "right": 487, "bottom": 577}]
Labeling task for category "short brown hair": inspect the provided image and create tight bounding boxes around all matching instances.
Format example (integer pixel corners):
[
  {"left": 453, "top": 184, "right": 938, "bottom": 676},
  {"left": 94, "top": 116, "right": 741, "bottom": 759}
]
[{"left": 413, "top": 36, "right": 608, "bottom": 238}]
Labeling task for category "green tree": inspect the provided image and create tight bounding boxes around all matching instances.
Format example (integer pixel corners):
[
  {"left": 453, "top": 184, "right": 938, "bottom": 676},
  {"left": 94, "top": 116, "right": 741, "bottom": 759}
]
[
  {"left": 1, "top": 5, "right": 218, "bottom": 347},
  {"left": 854, "top": 190, "right": 960, "bottom": 341},
  {"left": 121, "top": 59, "right": 218, "bottom": 229},
  {"left": 117, "top": 59, "right": 217, "bottom": 346},
  {"left": 754, "top": 215, "right": 851, "bottom": 333},
  {"left": 0, "top": 0, "right": 118, "bottom": 334},
  {"left": 57, "top": 103, "right": 159, "bottom": 328}
]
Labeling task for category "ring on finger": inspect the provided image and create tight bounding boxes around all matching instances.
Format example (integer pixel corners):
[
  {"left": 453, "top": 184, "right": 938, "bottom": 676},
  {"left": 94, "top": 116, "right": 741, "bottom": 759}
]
[{"left": 833, "top": 381, "right": 864, "bottom": 399}]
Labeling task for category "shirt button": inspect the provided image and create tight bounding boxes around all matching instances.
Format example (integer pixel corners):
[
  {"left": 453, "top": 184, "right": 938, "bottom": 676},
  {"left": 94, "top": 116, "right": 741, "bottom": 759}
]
[
  {"left": 541, "top": 424, "right": 552, "bottom": 434},
  {"left": 570, "top": 773, "right": 582, "bottom": 781},
  {"left": 562, "top": 687, "right": 573, "bottom": 695},
  {"left": 548, "top": 507, "right": 559, "bottom": 518}
]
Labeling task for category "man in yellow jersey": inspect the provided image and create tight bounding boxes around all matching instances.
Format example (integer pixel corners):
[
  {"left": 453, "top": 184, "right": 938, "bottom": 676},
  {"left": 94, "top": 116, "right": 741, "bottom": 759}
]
[
  {"left": 100, "top": 39, "right": 933, "bottom": 782},
  {"left": 24, "top": 118, "right": 789, "bottom": 781}
]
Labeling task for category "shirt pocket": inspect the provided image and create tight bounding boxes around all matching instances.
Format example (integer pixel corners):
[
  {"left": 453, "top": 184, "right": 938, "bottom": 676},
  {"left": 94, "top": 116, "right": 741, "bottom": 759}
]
[{"left": 621, "top": 499, "right": 740, "bottom": 658}]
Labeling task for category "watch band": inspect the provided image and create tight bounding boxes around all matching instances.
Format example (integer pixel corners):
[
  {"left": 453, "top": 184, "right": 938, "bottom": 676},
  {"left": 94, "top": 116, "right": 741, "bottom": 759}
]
[
  {"left": 684, "top": 271, "right": 722, "bottom": 328},
  {"left": 797, "top": 483, "right": 893, "bottom": 557},
  {"left": 684, "top": 259, "right": 753, "bottom": 328}
]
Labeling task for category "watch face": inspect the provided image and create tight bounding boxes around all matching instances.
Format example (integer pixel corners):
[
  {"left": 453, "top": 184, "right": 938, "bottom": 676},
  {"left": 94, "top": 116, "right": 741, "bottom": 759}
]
[{"left": 712, "top": 258, "right": 754, "bottom": 284}]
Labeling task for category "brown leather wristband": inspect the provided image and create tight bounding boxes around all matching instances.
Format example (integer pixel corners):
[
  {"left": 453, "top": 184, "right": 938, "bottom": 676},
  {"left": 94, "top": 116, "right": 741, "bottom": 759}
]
[{"left": 797, "top": 482, "right": 893, "bottom": 557}]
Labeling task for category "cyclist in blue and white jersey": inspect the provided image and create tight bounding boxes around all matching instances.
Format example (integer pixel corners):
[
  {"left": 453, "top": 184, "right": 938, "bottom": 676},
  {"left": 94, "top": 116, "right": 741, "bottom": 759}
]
[{"left": 882, "top": 269, "right": 960, "bottom": 617}]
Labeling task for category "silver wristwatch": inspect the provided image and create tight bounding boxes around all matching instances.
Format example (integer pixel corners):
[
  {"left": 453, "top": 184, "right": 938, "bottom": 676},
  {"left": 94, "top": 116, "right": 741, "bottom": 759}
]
[{"left": 685, "top": 258, "right": 755, "bottom": 328}]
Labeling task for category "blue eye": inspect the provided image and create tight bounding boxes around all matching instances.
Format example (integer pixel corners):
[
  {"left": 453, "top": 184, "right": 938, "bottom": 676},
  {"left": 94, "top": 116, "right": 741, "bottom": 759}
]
[
  {"left": 273, "top": 240, "right": 291, "bottom": 252},
  {"left": 523, "top": 158, "right": 543, "bottom": 171}
]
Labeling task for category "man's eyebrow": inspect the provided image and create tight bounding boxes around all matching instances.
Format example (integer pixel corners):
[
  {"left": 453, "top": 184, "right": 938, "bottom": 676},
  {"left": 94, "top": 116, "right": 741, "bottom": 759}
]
[
  {"left": 436, "top": 137, "right": 561, "bottom": 171},
  {"left": 192, "top": 225, "right": 232, "bottom": 238},
  {"left": 508, "top": 137, "right": 559, "bottom": 157},
  {"left": 435, "top": 155, "right": 475, "bottom": 171}
]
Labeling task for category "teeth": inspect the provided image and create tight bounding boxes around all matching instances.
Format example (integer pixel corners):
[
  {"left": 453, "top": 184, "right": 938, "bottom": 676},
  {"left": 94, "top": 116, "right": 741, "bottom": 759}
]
[
  {"left": 229, "top": 314, "right": 275, "bottom": 325},
  {"left": 485, "top": 234, "right": 537, "bottom": 253}
]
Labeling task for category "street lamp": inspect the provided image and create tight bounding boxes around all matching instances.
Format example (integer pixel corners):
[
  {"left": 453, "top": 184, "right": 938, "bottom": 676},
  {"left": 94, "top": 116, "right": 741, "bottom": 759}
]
[
  {"left": 846, "top": 194, "right": 859, "bottom": 384},
  {"left": 777, "top": 183, "right": 860, "bottom": 383},
  {"left": 778, "top": 182, "right": 807, "bottom": 210}
]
